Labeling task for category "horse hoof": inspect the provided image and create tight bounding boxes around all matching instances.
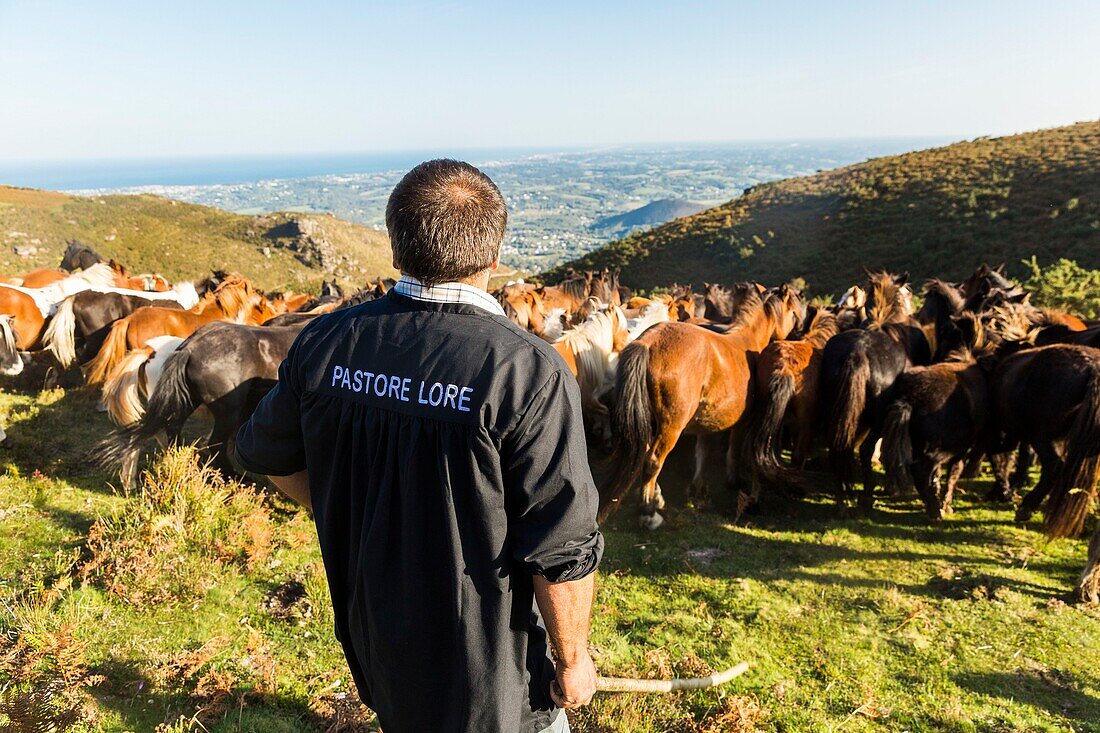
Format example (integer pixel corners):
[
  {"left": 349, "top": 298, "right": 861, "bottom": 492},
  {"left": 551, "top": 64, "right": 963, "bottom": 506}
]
[{"left": 639, "top": 512, "right": 664, "bottom": 530}]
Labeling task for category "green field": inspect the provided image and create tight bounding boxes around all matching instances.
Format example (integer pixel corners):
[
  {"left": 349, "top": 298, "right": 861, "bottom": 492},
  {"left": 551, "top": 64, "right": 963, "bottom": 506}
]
[{"left": 2, "top": 386, "right": 1097, "bottom": 732}]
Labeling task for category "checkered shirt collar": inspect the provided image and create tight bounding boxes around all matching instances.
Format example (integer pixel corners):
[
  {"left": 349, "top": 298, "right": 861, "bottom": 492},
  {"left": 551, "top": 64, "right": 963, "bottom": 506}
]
[{"left": 393, "top": 275, "right": 506, "bottom": 317}]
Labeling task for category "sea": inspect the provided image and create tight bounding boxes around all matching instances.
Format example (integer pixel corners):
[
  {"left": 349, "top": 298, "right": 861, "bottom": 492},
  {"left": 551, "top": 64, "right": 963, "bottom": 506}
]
[{"left": 0, "top": 147, "right": 563, "bottom": 191}]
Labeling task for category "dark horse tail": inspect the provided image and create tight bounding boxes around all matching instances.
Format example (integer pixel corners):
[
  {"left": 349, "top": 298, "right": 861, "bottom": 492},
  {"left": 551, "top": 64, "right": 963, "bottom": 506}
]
[
  {"left": 828, "top": 349, "right": 869, "bottom": 487},
  {"left": 747, "top": 372, "right": 804, "bottom": 490},
  {"left": 90, "top": 349, "right": 195, "bottom": 486},
  {"left": 599, "top": 341, "right": 652, "bottom": 522},
  {"left": 881, "top": 399, "right": 913, "bottom": 494},
  {"left": 1044, "top": 367, "right": 1100, "bottom": 538}
]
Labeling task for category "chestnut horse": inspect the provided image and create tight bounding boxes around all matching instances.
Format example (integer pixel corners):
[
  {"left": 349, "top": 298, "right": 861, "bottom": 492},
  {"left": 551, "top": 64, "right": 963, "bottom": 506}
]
[
  {"left": 745, "top": 306, "right": 840, "bottom": 500},
  {"left": 84, "top": 275, "right": 272, "bottom": 385},
  {"left": 601, "top": 285, "right": 804, "bottom": 527}
]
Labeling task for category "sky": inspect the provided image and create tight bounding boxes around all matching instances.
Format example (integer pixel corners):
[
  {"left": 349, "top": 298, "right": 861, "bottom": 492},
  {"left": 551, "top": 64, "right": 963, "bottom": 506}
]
[{"left": 1, "top": 0, "right": 1098, "bottom": 161}]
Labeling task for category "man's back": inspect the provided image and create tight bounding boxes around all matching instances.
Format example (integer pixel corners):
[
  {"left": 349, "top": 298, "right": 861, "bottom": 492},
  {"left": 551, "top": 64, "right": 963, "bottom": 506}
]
[{"left": 236, "top": 289, "right": 602, "bottom": 732}]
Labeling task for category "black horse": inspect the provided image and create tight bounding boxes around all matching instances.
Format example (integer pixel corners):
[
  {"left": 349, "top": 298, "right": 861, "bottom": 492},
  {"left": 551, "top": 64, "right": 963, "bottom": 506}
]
[
  {"left": 881, "top": 314, "right": 997, "bottom": 521},
  {"left": 93, "top": 320, "right": 309, "bottom": 485},
  {"left": 59, "top": 240, "right": 103, "bottom": 272},
  {"left": 821, "top": 271, "right": 932, "bottom": 509},
  {"left": 991, "top": 343, "right": 1100, "bottom": 538}
]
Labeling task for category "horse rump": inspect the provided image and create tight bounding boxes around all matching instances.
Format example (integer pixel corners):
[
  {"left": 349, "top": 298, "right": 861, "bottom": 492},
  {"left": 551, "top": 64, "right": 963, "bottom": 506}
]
[
  {"left": 599, "top": 341, "right": 652, "bottom": 521},
  {"left": 90, "top": 349, "right": 196, "bottom": 488},
  {"left": 1043, "top": 368, "right": 1100, "bottom": 538}
]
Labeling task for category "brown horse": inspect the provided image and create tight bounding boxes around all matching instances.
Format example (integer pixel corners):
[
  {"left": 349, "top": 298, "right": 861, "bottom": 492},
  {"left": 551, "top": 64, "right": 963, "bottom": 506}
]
[
  {"left": 0, "top": 287, "right": 45, "bottom": 375},
  {"left": 745, "top": 306, "right": 840, "bottom": 499},
  {"left": 84, "top": 275, "right": 271, "bottom": 385},
  {"left": 601, "top": 285, "right": 804, "bottom": 527},
  {"left": 0, "top": 286, "right": 47, "bottom": 352}
]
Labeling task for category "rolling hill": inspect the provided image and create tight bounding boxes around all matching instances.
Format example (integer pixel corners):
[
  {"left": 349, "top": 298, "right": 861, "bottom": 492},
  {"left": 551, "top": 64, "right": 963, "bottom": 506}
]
[
  {"left": 547, "top": 121, "right": 1100, "bottom": 295},
  {"left": 0, "top": 187, "right": 397, "bottom": 291},
  {"left": 591, "top": 198, "right": 708, "bottom": 235}
]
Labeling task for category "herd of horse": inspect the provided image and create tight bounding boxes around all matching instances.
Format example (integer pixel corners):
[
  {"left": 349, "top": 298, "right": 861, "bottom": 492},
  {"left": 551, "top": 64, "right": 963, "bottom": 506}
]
[{"left": 1, "top": 247, "right": 1098, "bottom": 602}]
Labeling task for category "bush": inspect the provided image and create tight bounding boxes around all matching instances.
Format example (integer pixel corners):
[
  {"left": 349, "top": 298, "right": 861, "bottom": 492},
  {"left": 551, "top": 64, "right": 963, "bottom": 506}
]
[
  {"left": 1021, "top": 257, "right": 1100, "bottom": 319},
  {"left": 81, "top": 447, "right": 278, "bottom": 605}
]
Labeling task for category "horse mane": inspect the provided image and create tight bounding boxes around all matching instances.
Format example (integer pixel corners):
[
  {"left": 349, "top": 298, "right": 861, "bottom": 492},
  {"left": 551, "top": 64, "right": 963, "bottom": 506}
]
[
  {"left": 866, "top": 271, "right": 911, "bottom": 328},
  {"left": 76, "top": 262, "right": 123, "bottom": 288},
  {"left": 210, "top": 275, "right": 259, "bottom": 317},
  {"left": 802, "top": 308, "right": 839, "bottom": 348},
  {"left": 727, "top": 288, "right": 765, "bottom": 330},
  {"left": 555, "top": 276, "right": 587, "bottom": 302},
  {"left": 922, "top": 279, "right": 965, "bottom": 314},
  {"left": 942, "top": 313, "right": 998, "bottom": 364},
  {"left": 987, "top": 302, "right": 1040, "bottom": 344}
]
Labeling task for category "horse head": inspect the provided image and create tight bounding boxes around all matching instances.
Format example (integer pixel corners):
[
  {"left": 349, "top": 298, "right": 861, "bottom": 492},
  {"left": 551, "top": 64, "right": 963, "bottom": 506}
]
[{"left": 864, "top": 271, "right": 912, "bottom": 328}]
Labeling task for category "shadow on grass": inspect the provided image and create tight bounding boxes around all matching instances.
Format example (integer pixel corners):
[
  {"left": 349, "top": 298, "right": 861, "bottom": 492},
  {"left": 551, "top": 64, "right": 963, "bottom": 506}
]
[
  {"left": 88, "top": 656, "right": 379, "bottom": 732},
  {"left": 954, "top": 669, "right": 1100, "bottom": 726}
]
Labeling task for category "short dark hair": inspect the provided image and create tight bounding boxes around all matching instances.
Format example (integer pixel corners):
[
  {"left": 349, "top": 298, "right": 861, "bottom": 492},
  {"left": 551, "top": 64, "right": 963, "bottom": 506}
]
[{"left": 385, "top": 159, "right": 507, "bottom": 285}]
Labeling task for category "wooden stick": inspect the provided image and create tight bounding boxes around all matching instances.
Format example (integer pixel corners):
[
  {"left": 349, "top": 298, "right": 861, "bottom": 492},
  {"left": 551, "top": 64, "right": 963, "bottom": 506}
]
[{"left": 596, "top": 661, "right": 750, "bottom": 693}]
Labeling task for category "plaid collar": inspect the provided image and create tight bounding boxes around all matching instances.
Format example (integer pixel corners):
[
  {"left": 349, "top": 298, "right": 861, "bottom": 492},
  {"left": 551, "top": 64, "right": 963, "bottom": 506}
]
[{"left": 393, "top": 275, "right": 506, "bottom": 317}]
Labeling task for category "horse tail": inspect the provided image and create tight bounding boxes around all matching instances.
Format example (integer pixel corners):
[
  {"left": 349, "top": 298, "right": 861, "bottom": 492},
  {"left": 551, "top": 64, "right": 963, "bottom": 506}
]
[
  {"left": 881, "top": 399, "right": 914, "bottom": 494},
  {"left": 748, "top": 371, "right": 800, "bottom": 488},
  {"left": 0, "top": 316, "right": 25, "bottom": 377},
  {"left": 91, "top": 349, "right": 195, "bottom": 480},
  {"left": 829, "top": 350, "right": 869, "bottom": 454},
  {"left": 43, "top": 295, "right": 78, "bottom": 368},
  {"left": 1044, "top": 367, "right": 1100, "bottom": 538},
  {"left": 103, "top": 347, "right": 154, "bottom": 426},
  {"left": 599, "top": 341, "right": 652, "bottom": 521},
  {"left": 84, "top": 318, "right": 130, "bottom": 385}
]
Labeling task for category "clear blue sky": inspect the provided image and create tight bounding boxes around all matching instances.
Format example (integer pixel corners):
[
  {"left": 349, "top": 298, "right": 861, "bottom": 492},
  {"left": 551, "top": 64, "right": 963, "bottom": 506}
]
[{"left": 1, "top": 0, "right": 1097, "bottom": 160}]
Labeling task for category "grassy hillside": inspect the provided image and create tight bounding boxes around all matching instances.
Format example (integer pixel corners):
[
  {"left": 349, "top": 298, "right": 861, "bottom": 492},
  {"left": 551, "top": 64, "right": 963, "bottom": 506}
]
[
  {"left": 2, "top": 386, "right": 1098, "bottom": 732},
  {"left": 0, "top": 187, "right": 396, "bottom": 291},
  {"left": 549, "top": 121, "right": 1100, "bottom": 295}
]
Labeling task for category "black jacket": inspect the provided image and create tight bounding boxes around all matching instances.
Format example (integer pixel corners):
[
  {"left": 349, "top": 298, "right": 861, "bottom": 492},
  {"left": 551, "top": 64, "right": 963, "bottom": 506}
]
[{"left": 235, "top": 291, "right": 603, "bottom": 733}]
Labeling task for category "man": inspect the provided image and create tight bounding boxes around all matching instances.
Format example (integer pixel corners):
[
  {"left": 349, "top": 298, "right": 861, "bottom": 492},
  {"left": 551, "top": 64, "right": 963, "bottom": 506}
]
[{"left": 235, "top": 159, "right": 603, "bottom": 733}]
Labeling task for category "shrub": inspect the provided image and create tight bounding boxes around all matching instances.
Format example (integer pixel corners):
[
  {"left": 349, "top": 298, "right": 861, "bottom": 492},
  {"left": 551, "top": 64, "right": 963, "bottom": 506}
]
[
  {"left": 1021, "top": 256, "right": 1100, "bottom": 319},
  {"left": 81, "top": 447, "right": 277, "bottom": 605}
]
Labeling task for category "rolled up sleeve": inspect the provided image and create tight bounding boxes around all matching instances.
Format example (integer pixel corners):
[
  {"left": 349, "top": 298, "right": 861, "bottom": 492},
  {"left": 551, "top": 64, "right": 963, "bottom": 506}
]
[
  {"left": 234, "top": 343, "right": 307, "bottom": 476},
  {"left": 503, "top": 369, "right": 604, "bottom": 582}
]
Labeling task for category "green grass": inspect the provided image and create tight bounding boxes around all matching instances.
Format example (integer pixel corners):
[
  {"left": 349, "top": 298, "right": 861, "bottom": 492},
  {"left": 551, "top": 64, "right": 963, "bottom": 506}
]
[
  {"left": 0, "top": 188, "right": 396, "bottom": 292},
  {"left": 547, "top": 120, "right": 1100, "bottom": 297},
  {"left": 1, "top": 387, "right": 1097, "bottom": 732}
]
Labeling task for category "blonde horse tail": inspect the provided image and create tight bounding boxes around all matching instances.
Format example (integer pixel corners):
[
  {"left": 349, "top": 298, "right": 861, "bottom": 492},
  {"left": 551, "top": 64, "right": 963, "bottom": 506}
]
[
  {"left": 43, "top": 295, "right": 78, "bottom": 368},
  {"left": 103, "top": 347, "right": 154, "bottom": 425},
  {"left": 84, "top": 318, "right": 130, "bottom": 386}
]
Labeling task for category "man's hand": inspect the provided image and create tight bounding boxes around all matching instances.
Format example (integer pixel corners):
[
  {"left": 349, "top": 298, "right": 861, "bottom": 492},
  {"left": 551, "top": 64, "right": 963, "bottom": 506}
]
[
  {"left": 534, "top": 573, "right": 597, "bottom": 710},
  {"left": 550, "top": 648, "right": 597, "bottom": 709}
]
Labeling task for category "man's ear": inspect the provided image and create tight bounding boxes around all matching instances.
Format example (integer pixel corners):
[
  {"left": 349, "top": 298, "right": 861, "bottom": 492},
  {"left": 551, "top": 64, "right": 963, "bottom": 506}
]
[
  {"left": 490, "top": 258, "right": 500, "bottom": 271},
  {"left": 392, "top": 258, "right": 400, "bottom": 271}
]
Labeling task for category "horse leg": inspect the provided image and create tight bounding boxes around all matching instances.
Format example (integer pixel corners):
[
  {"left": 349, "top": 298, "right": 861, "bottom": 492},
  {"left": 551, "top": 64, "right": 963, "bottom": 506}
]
[
  {"left": 913, "top": 457, "right": 942, "bottom": 522},
  {"left": 1016, "top": 442, "right": 1061, "bottom": 523},
  {"left": 638, "top": 426, "right": 682, "bottom": 530},
  {"left": 941, "top": 459, "right": 964, "bottom": 516},
  {"left": 1011, "top": 445, "right": 1035, "bottom": 490},
  {"left": 688, "top": 434, "right": 715, "bottom": 503},
  {"left": 961, "top": 448, "right": 984, "bottom": 479},
  {"left": 856, "top": 435, "right": 878, "bottom": 512},
  {"left": 1077, "top": 525, "right": 1100, "bottom": 604},
  {"left": 987, "top": 449, "right": 1016, "bottom": 502}
]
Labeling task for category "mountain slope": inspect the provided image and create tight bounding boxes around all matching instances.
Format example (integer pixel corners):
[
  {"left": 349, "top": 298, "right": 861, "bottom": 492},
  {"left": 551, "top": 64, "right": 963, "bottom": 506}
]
[
  {"left": 591, "top": 198, "right": 708, "bottom": 235},
  {"left": 548, "top": 121, "right": 1100, "bottom": 295},
  {"left": 0, "top": 187, "right": 396, "bottom": 290}
]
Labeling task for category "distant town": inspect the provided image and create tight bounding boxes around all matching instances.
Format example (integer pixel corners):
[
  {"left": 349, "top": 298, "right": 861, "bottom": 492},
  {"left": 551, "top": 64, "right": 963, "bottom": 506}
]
[{"left": 73, "top": 140, "right": 941, "bottom": 271}]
